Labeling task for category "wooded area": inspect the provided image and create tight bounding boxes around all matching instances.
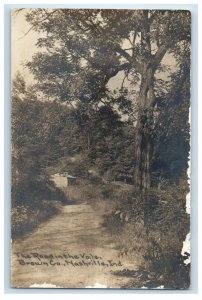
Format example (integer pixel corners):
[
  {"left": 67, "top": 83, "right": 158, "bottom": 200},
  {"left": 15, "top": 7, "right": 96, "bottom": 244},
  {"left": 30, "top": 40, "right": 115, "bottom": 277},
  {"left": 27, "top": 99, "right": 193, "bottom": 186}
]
[{"left": 11, "top": 9, "right": 191, "bottom": 289}]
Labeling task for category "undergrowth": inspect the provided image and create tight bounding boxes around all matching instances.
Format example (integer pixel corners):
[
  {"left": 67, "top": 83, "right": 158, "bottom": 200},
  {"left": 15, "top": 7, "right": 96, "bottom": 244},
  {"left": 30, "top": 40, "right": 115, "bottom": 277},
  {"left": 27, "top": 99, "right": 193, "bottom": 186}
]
[
  {"left": 11, "top": 200, "right": 63, "bottom": 240},
  {"left": 67, "top": 179, "right": 190, "bottom": 289}
]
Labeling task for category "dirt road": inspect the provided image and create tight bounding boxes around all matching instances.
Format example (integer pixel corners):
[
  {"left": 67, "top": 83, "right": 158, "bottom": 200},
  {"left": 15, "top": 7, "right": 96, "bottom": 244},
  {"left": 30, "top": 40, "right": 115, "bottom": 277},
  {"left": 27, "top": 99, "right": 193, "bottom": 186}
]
[{"left": 12, "top": 201, "right": 136, "bottom": 288}]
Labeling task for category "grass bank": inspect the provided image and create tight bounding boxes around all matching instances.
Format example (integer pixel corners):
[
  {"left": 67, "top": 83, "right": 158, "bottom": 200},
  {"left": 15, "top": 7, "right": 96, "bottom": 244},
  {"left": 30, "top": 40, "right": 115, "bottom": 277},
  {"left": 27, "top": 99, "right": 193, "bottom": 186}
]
[
  {"left": 11, "top": 200, "right": 63, "bottom": 240},
  {"left": 63, "top": 178, "right": 190, "bottom": 289},
  {"left": 11, "top": 179, "right": 69, "bottom": 240}
]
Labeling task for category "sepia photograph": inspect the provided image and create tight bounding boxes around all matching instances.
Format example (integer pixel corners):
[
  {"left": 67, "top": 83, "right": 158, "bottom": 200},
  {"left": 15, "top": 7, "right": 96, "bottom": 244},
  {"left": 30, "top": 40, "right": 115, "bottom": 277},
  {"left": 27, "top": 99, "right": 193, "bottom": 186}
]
[{"left": 11, "top": 8, "right": 191, "bottom": 289}]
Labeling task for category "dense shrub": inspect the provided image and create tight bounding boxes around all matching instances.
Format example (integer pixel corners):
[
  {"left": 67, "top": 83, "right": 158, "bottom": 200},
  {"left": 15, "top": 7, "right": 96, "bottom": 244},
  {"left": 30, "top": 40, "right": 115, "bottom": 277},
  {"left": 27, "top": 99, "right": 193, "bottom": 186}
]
[
  {"left": 104, "top": 185, "right": 190, "bottom": 289},
  {"left": 11, "top": 200, "right": 62, "bottom": 239},
  {"left": 12, "top": 176, "right": 68, "bottom": 206}
]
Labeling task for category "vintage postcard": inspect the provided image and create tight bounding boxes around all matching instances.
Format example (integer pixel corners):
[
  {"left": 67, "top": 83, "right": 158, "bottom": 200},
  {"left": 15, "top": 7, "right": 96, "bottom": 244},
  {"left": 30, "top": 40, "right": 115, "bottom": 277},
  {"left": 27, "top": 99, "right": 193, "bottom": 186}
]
[{"left": 11, "top": 9, "right": 191, "bottom": 289}]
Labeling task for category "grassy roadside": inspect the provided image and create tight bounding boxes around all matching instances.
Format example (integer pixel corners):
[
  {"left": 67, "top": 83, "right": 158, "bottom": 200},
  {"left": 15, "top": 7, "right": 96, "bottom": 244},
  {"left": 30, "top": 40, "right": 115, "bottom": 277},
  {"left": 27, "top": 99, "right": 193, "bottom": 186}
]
[
  {"left": 64, "top": 178, "right": 190, "bottom": 289},
  {"left": 11, "top": 177, "right": 70, "bottom": 240},
  {"left": 11, "top": 200, "right": 63, "bottom": 240}
]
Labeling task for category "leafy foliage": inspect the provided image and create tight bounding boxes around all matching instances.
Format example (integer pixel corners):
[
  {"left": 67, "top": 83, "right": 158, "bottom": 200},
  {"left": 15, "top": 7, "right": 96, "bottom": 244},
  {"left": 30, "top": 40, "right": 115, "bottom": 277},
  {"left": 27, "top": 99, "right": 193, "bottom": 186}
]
[{"left": 153, "top": 63, "right": 190, "bottom": 183}]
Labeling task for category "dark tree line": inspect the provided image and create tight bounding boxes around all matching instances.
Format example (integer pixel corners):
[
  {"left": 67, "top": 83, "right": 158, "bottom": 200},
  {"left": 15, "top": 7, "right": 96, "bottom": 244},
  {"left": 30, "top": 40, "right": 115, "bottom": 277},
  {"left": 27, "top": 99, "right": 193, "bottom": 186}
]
[{"left": 12, "top": 74, "right": 136, "bottom": 203}]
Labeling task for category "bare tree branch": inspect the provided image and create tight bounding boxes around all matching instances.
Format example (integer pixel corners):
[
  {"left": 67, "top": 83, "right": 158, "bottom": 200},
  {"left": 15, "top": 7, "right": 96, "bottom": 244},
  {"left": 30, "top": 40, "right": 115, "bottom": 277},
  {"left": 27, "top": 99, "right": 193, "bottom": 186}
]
[
  {"left": 104, "top": 62, "right": 132, "bottom": 84},
  {"left": 121, "top": 70, "right": 130, "bottom": 90},
  {"left": 17, "top": 9, "right": 58, "bottom": 40},
  {"left": 115, "top": 47, "right": 141, "bottom": 72},
  {"left": 152, "top": 44, "right": 168, "bottom": 69},
  {"left": 17, "top": 24, "right": 36, "bottom": 40}
]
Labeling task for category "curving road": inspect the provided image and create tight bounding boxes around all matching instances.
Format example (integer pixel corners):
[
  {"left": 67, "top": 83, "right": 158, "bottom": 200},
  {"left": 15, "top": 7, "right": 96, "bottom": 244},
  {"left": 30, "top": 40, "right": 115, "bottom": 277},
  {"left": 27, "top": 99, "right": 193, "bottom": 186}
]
[{"left": 11, "top": 201, "right": 136, "bottom": 289}]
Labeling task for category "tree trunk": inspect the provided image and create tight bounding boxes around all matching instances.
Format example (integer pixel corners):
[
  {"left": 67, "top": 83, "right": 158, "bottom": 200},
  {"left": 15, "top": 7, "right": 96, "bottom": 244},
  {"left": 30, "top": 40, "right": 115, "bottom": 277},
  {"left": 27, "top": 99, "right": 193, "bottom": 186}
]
[
  {"left": 134, "top": 65, "right": 156, "bottom": 231},
  {"left": 134, "top": 66, "right": 155, "bottom": 191},
  {"left": 133, "top": 11, "right": 159, "bottom": 230}
]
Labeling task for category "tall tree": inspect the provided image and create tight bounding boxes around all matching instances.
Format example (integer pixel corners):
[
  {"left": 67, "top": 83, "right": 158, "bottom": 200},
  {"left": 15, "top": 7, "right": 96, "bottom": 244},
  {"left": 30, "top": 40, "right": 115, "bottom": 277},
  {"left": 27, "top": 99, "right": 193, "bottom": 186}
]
[{"left": 24, "top": 9, "right": 191, "bottom": 192}]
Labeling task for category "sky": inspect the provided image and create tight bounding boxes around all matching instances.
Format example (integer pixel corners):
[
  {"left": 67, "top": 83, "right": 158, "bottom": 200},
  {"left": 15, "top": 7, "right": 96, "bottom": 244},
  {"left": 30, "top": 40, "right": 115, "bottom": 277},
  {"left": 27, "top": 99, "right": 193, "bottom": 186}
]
[
  {"left": 12, "top": 9, "right": 38, "bottom": 81},
  {"left": 11, "top": 9, "right": 177, "bottom": 89}
]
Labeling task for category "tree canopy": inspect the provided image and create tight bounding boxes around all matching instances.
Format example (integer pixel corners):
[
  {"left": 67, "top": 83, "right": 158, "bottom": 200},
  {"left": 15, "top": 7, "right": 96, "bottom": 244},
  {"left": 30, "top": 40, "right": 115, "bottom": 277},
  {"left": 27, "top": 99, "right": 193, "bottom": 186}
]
[{"left": 25, "top": 9, "right": 190, "bottom": 102}]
